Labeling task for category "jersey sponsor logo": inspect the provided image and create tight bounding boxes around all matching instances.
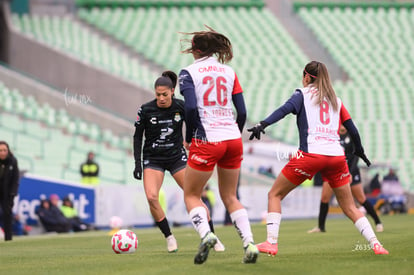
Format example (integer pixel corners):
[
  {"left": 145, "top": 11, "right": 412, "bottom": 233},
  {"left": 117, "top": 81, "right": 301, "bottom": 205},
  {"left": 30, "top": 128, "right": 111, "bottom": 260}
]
[
  {"left": 191, "top": 154, "right": 208, "bottom": 164},
  {"left": 294, "top": 168, "right": 311, "bottom": 177},
  {"left": 198, "top": 65, "right": 226, "bottom": 73},
  {"left": 315, "top": 136, "right": 337, "bottom": 143},
  {"left": 159, "top": 127, "right": 173, "bottom": 140},
  {"left": 150, "top": 117, "right": 157, "bottom": 124},
  {"left": 340, "top": 172, "right": 350, "bottom": 180},
  {"left": 158, "top": 119, "right": 172, "bottom": 124},
  {"left": 179, "top": 73, "right": 189, "bottom": 85}
]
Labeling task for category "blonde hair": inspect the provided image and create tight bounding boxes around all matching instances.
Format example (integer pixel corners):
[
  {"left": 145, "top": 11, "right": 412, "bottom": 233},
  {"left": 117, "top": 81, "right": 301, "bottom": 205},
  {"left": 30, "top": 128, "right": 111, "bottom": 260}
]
[{"left": 304, "top": 61, "right": 338, "bottom": 112}]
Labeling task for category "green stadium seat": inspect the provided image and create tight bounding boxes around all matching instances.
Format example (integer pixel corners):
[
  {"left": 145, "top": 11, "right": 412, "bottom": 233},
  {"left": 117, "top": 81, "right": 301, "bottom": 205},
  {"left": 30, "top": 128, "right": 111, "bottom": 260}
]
[{"left": 12, "top": 13, "right": 159, "bottom": 91}]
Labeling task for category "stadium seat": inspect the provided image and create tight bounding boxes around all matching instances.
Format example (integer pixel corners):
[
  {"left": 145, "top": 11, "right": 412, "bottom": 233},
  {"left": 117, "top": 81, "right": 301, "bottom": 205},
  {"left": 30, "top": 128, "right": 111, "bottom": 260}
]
[
  {"left": 12, "top": 13, "right": 159, "bottom": 91},
  {"left": 0, "top": 82, "right": 133, "bottom": 184}
]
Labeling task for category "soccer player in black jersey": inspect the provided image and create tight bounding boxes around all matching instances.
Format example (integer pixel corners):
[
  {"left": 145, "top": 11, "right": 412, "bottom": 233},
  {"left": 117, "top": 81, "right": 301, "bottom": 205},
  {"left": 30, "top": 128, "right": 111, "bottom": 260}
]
[
  {"left": 133, "top": 71, "right": 224, "bottom": 253},
  {"left": 308, "top": 125, "right": 383, "bottom": 233}
]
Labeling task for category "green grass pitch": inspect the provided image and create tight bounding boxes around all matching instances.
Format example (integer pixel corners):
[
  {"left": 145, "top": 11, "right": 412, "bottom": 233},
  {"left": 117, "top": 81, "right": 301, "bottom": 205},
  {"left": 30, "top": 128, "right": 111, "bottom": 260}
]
[{"left": 1, "top": 215, "right": 412, "bottom": 275}]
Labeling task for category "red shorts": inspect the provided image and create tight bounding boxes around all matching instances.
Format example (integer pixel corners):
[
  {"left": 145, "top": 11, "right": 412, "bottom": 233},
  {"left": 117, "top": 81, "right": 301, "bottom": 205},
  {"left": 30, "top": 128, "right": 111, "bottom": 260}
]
[
  {"left": 187, "top": 138, "right": 243, "bottom": 171},
  {"left": 282, "top": 151, "right": 350, "bottom": 188}
]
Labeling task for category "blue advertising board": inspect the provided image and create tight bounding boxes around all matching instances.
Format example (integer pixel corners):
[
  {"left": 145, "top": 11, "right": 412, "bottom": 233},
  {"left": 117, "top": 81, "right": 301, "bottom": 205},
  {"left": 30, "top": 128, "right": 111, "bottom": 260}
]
[{"left": 14, "top": 175, "right": 95, "bottom": 226}]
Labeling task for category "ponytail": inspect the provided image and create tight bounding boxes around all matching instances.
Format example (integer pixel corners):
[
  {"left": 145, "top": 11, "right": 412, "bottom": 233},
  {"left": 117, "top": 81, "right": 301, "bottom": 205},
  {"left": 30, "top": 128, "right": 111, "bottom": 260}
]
[
  {"left": 154, "top": 71, "right": 177, "bottom": 90},
  {"left": 161, "top": 70, "right": 177, "bottom": 89},
  {"left": 304, "top": 61, "right": 338, "bottom": 112}
]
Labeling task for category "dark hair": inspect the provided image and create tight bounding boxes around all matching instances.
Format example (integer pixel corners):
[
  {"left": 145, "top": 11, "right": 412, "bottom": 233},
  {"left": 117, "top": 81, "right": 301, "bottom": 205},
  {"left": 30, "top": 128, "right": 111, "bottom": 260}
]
[
  {"left": 154, "top": 70, "right": 177, "bottom": 89},
  {"left": 0, "top": 140, "right": 12, "bottom": 156},
  {"left": 181, "top": 25, "right": 233, "bottom": 64},
  {"left": 304, "top": 61, "right": 338, "bottom": 112}
]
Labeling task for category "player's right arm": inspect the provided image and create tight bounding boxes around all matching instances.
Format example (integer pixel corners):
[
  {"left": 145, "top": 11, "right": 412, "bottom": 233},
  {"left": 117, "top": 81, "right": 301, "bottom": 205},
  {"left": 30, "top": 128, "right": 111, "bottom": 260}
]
[
  {"left": 248, "top": 89, "right": 303, "bottom": 140},
  {"left": 133, "top": 107, "right": 145, "bottom": 180},
  {"left": 179, "top": 69, "right": 197, "bottom": 144}
]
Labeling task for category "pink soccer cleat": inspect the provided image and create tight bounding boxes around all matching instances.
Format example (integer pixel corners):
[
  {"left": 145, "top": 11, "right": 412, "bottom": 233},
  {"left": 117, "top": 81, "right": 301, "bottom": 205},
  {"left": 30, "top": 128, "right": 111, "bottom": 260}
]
[
  {"left": 256, "top": 241, "right": 278, "bottom": 256},
  {"left": 372, "top": 243, "right": 389, "bottom": 255}
]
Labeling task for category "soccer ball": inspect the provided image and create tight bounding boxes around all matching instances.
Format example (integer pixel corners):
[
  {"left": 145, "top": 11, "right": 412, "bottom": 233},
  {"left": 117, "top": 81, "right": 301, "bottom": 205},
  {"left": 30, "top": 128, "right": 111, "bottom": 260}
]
[{"left": 111, "top": 229, "right": 138, "bottom": 254}]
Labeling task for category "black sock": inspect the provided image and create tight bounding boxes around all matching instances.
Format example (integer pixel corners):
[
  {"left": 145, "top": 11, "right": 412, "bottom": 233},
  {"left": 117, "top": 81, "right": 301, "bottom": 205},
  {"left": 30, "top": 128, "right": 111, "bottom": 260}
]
[
  {"left": 156, "top": 217, "right": 172, "bottom": 238},
  {"left": 362, "top": 200, "right": 381, "bottom": 225},
  {"left": 319, "top": 202, "right": 329, "bottom": 231},
  {"left": 208, "top": 220, "right": 215, "bottom": 233}
]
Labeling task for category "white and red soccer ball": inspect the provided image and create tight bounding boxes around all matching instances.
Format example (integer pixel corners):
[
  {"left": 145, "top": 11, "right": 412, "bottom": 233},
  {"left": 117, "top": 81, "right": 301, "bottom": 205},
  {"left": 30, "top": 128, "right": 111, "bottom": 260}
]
[{"left": 111, "top": 229, "right": 138, "bottom": 254}]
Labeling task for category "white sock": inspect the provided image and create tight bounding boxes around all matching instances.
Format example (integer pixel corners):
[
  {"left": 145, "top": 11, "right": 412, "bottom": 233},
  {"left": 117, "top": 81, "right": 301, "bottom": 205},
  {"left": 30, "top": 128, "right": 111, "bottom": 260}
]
[
  {"left": 230, "top": 208, "right": 254, "bottom": 247},
  {"left": 189, "top": 206, "right": 211, "bottom": 239},
  {"left": 266, "top": 212, "right": 281, "bottom": 244},
  {"left": 354, "top": 217, "right": 380, "bottom": 248}
]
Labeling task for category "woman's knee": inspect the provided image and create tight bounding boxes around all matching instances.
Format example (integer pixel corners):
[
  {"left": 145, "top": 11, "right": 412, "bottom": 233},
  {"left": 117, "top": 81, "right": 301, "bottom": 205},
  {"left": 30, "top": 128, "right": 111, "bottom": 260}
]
[
  {"left": 268, "top": 188, "right": 285, "bottom": 201},
  {"left": 341, "top": 205, "right": 362, "bottom": 220},
  {"left": 147, "top": 194, "right": 160, "bottom": 207}
]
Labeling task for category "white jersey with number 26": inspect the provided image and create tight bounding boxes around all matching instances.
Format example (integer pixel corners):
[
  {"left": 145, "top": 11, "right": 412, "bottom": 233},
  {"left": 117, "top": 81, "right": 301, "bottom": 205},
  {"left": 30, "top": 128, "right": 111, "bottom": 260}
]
[{"left": 181, "top": 57, "right": 242, "bottom": 142}]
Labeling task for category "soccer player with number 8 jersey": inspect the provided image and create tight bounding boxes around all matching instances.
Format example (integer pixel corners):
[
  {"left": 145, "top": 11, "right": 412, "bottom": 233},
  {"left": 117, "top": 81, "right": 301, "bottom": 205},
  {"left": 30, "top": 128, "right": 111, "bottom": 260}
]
[
  {"left": 248, "top": 61, "right": 389, "bottom": 256},
  {"left": 179, "top": 26, "right": 259, "bottom": 264}
]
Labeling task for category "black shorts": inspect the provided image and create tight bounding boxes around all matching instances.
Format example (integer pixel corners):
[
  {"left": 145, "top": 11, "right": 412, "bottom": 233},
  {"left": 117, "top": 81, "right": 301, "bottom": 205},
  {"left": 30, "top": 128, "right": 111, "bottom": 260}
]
[
  {"left": 143, "top": 153, "right": 187, "bottom": 175},
  {"left": 350, "top": 167, "right": 361, "bottom": 186}
]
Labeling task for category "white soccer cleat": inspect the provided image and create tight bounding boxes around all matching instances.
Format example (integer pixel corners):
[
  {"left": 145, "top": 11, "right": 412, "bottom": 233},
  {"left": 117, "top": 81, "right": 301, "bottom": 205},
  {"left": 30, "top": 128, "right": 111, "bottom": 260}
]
[
  {"left": 376, "top": 224, "right": 384, "bottom": 232},
  {"left": 166, "top": 235, "right": 178, "bottom": 253},
  {"left": 307, "top": 227, "right": 325, "bottom": 233},
  {"left": 214, "top": 237, "right": 225, "bottom": 252}
]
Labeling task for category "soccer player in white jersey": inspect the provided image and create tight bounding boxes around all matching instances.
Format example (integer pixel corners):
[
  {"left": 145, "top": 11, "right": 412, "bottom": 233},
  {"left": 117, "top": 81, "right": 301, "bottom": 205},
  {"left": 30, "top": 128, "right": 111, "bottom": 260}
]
[
  {"left": 179, "top": 26, "right": 259, "bottom": 264},
  {"left": 248, "top": 61, "right": 389, "bottom": 255}
]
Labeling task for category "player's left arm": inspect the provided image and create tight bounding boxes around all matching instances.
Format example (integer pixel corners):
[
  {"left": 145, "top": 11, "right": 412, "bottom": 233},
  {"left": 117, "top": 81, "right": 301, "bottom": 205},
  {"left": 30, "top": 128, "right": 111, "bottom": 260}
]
[
  {"left": 341, "top": 103, "right": 371, "bottom": 167},
  {"left": 232, "top": 74, "right": 246, "bottom": 133}
]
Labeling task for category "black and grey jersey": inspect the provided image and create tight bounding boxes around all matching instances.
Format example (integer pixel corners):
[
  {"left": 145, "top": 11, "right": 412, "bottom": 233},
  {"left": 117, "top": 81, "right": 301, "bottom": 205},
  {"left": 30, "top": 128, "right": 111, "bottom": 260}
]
[
  {"left": 340, "top": 133, "right": 359, "bottom": 171},
  {"left": 134, "top": 98, "right": 185, "bottom": 161}
]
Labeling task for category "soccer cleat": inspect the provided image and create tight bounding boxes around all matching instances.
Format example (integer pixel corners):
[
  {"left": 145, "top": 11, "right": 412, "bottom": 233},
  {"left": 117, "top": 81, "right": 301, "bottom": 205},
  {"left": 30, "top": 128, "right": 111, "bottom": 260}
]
[
  {"left": 214, "top": 237, "right": 225, "bottom": 252},
  {"left": 372, "top": 243, "right": 389, "bottom": 255},
  {"left": 307, "top": 227, "right": 325, "bottom": 233},
  {"left": 194, "top": 232, "right": 217, "bottom": 264},
  {"left": 166, "top": 235, "right": 178, "bottom": 253},
  {"left": 257, "top": 241, "right": 278, "bottom": 256},
  {"left": 243, "top": 243, "right": 259, "bottom": 264},
  {"left": 376, "top": 224, "right": 384, "bottom": 233}
]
